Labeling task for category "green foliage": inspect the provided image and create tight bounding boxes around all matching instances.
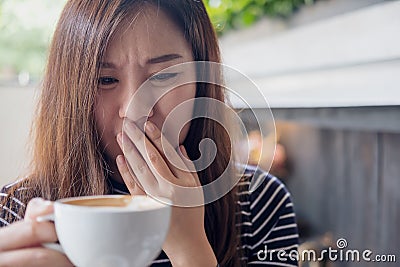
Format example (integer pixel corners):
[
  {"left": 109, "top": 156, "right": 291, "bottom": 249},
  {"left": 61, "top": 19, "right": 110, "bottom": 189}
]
[
  {"left": 0, "top": 27, "right": 48, "bottom": 76},
  {"left": 0, "top": 0, "right": 65, "bottom": 76},
  {"left": 204, "top": 0, "right": 315, "bottom": 35}
]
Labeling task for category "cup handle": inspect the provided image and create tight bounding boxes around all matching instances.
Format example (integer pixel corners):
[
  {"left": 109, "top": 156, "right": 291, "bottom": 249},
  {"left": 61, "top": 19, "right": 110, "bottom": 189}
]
[{"left": 36, "top": 214, "right": 65, "bottom": 254}]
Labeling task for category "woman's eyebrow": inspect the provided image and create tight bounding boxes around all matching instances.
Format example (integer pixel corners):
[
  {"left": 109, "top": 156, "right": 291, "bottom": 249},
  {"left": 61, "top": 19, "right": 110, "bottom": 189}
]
[
  {"left": 147, "top": 54, "right": 182, "bottom": 64},
  {"left": 99, "top": 54, "right": 182, "bottom": 68},
  {"left": 100, "top": 62, "right": 117, "bottom": 69}
]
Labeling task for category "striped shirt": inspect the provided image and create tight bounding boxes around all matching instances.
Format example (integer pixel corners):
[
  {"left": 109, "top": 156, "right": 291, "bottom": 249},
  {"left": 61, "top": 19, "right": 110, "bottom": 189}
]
[{"left": 0, "top": 166, "right": 299, "bottom": 266}]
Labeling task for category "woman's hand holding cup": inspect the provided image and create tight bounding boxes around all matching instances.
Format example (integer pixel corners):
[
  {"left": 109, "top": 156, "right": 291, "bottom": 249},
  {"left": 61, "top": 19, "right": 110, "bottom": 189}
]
[{"left": 0, "top": 198, "right": 73, "bottom": 267}]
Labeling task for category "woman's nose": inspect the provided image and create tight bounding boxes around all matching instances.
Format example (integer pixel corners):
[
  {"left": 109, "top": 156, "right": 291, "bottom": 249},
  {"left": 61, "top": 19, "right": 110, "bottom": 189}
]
[{"left": 118, "top": 82, "right": 155, "bottom": 121}]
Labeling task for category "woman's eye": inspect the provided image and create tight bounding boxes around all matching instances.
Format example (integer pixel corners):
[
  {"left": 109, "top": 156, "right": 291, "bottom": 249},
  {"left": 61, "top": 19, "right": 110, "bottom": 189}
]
[
  {"left": 149, "top": 73, "right": 179, "bottom": 82},
  {"left": 99, "top": 77, "right": 119, "bottom": 85}
]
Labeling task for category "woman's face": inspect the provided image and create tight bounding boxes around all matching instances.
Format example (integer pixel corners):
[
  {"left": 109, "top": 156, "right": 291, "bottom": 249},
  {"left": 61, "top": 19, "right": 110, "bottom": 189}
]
[{"left": 95, "top": 5, "right": 196, "bottom": 182}]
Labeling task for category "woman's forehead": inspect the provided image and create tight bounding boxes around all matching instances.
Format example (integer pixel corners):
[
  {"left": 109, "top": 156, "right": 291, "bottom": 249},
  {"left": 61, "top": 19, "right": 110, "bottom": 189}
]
[{"left": 103, "top": 5, "right": 192, "bottom": 67}]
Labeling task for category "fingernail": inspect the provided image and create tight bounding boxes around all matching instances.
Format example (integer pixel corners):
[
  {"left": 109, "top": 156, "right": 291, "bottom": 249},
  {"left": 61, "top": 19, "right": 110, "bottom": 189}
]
[
  {"left": 145, "top": 121, "right": 155, "bottom": 133},
  {"left": 116, "top": 155, "right": 124, "bottom": 165},
  {"left": 117, "top": 133, "right": 122, "bottom": 145},
  {"left": 180, "top": 145, "right": 186, "bottom": 154},
  {"left": 29, "top": 198, "right": 53, "bottom": 211},
  {"left": 30, "top": 197, "right": 44, "bottom": 205},
  {"left": 43, "top": 200, "right": 53, "bottom": 206}
]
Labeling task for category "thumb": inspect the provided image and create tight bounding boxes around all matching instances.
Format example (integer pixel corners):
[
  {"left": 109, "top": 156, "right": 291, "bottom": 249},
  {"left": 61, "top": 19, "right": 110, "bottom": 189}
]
[{"left": 24, "top": 198, "right": 54, "bottom": 221}]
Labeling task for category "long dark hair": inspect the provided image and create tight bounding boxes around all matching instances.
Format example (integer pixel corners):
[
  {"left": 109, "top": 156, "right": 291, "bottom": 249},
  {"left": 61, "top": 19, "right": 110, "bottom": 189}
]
[{"left": 2, "top": 1, "right": 241, "bottom": 265}]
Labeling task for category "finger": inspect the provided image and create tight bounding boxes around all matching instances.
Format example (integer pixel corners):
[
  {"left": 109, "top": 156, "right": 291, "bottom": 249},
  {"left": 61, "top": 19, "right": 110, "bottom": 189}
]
[
  {"left": 0, "top": 220, "right": 57, "bottom": 251},
  {"left": 123, "top": 120, "right": 175, "bottom": 183},
  {"left": 118, "top": 130, "right": 158, "bottom": 193},
  {"left": 24, "top": 198, "right": 54, "bottom": 221},
  {"left": 115, "top": 154, "right": 146, "bottom": 196},
  {"left": 179, "top": 145, "right": 201, "bottom": 187},
  {"left": 144, "top": 121, "right": 195, "bottom": 178},
  {"left": 116, "top": 154, "right": 137, "bottom": 193},
  {"left": 0, "top": 247, "right": 73, "bottom": 267}
]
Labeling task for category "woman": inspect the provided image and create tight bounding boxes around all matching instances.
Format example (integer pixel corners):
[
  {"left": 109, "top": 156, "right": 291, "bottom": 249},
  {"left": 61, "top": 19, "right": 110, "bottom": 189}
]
[{"left": 0, "top": 0, "right": 299, "bottom": 266}]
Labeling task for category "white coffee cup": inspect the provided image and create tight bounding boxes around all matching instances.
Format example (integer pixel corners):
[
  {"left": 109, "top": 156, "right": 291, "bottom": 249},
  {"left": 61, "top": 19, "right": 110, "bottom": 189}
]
[{"left": 37, "top": 195, "right": 171, "bottom": 267}]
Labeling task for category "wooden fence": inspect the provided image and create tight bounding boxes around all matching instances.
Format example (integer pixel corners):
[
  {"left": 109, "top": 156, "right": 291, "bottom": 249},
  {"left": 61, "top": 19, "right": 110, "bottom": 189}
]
[{"left": 240, "top": 106, "right": 400, "bottom": 266}]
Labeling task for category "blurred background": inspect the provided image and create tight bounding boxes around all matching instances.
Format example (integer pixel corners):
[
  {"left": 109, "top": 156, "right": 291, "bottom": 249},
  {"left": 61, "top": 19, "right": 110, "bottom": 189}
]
[{"left": 1, "top": 0, "right": 399, "bottom": 266}]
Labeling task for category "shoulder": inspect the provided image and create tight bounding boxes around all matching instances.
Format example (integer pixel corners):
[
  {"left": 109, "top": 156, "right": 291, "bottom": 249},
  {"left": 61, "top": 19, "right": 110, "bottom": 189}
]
[
  {"left": 237, "top": 164, "right": 292, "bottom": 208},
  {"left": 0, "top": 180, "right": 30, "bottom": 227},
  {"left": 237, "top": 165, "right": 299, "bottom": 265}
]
